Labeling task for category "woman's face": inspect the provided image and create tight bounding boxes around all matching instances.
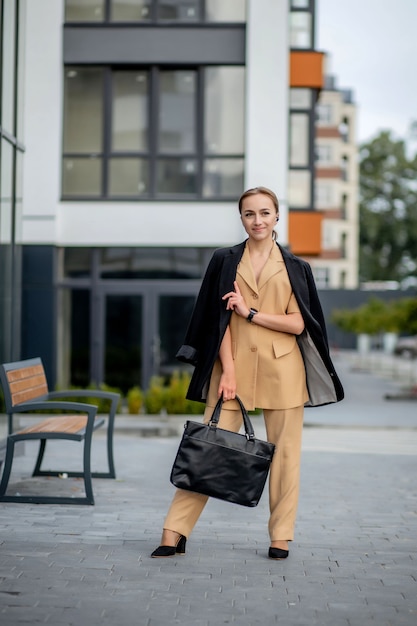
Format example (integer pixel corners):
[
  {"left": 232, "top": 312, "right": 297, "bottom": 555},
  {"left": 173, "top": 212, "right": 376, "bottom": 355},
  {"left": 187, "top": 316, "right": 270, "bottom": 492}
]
[{"left": 240, "top": 193, "right": 278, "bottom": 242}]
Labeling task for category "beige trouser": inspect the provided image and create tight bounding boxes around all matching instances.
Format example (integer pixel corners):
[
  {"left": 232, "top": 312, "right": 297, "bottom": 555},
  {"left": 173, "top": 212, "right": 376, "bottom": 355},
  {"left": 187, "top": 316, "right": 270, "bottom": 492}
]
[{"left": 163, "top": 404, "right": 304, "bottom": 541}]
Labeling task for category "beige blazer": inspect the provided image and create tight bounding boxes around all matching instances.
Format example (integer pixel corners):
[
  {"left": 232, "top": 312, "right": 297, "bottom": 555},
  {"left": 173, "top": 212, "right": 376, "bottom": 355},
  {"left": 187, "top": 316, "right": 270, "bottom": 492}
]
[{"left": 207, "top": 244, "right": 309, "bottom": 411}]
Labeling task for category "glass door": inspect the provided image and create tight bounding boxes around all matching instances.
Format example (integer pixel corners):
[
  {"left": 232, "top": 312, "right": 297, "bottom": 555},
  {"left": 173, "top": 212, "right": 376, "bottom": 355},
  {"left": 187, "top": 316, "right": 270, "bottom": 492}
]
[
  {"left": 104, "top": 294, "right": 143, "bottom": 393},
  {"left": 96, "top": 284, "right": 197, "bottom": 394}
]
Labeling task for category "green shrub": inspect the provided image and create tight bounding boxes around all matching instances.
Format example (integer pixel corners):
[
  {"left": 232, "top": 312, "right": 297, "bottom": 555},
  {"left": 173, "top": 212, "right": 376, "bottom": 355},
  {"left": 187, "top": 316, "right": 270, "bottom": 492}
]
[
  {"left": 95, "top": 382, "right": 123, "bottom": 413},
  {"left": 164, "top": 370, "right": 191, "bottom": 414},
  {"left": 390, "top": 297, "right": 417, "bottom": 335},
  {"left": 184, "top": 398, "right": 205, "bottom": 415},
  {"left": 144, "top": 376, "right": 165, "bottom": 414},
  {"left": 126, "top": 386, "right": 143, "bottom": 414}
]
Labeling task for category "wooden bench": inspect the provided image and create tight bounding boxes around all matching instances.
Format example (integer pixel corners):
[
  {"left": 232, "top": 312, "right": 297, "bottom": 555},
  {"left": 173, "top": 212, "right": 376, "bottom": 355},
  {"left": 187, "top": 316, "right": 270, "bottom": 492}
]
[{"left": 0, "top": 357, "right": 120, "bottom": 505}]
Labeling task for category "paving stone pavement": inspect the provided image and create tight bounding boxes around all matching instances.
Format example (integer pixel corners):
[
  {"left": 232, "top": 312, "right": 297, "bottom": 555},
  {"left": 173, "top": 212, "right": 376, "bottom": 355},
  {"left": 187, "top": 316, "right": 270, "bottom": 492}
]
[{"left": 0, "top": 353, "right": 417, "bottom": 626}]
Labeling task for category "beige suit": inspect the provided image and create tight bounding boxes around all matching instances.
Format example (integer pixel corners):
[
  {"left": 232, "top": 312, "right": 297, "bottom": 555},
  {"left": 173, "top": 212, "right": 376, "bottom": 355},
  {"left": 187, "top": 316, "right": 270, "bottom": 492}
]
[
  {"left": 207, "top": 244, "right": 308, "bottom": 411},
  {"left": 164, "top": 244, "right": 308, "bottom": 541}
]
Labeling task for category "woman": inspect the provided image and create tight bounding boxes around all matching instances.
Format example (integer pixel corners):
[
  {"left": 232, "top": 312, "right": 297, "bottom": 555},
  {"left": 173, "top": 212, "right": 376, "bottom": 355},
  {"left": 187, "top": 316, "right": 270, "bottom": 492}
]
[{"left": 151, "top": 186, "right": 344, "bottom": 560}]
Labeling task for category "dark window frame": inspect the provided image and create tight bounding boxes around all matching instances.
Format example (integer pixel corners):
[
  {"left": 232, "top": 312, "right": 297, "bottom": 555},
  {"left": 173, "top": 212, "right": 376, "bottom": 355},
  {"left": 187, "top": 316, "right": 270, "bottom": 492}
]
[
  {"left": 289, "top": 0, "right": 315, "bottom": 52},
  {"left": 62, "top": 64, "right": 245, "bottom": 201},
  {"left": 288, "top": 87, "right": 318, "bottom": 212}
]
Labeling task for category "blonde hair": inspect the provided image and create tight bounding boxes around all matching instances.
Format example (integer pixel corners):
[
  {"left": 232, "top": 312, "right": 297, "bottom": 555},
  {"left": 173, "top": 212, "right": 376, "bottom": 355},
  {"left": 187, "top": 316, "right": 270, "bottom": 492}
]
[
  {"left": 238, "top": 186, "right": 279, "bottom": 214},
  {"left": 238, "top": 186, "right": 279, "bottom": 240}
]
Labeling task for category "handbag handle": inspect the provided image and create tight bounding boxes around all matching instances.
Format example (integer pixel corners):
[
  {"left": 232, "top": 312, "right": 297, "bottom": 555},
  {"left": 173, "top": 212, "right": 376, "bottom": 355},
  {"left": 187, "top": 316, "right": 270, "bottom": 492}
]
[{"left": 208, "top": 394, "right": 256, "bottom": 441}]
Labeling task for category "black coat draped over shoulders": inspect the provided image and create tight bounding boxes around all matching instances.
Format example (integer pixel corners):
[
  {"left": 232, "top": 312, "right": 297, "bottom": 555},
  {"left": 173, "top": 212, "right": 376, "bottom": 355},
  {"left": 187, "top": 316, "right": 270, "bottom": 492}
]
[{"left": 176, "top": 240, "right": 344, "bottom": 407}]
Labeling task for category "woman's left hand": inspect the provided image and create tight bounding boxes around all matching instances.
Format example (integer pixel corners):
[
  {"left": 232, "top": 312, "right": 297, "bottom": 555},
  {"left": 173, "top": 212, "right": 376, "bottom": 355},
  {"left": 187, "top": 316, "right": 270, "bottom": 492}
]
[{"left": 222, "top": 281, "right": 249, "bottom": 318}]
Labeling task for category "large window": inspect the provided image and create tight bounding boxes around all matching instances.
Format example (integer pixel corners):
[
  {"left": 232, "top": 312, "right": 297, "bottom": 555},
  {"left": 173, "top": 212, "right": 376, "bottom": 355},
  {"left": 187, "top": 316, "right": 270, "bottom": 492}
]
[
  {"left": 62, "top": 66, "right": 245, "bottom": 200},
  {"left": 62, "top": 68, "right": 104, "bottom": 196},
  {"left": 316, "top": 103, "right": 333, "bottom": 125},
  {"left": 289, "top": 0, "right": 313, "bottom": 50},
  {"left": 63, "top": 247, "right": 213, "bottom": 279},
  {"left": 65, "top": 0, "right": 246, "bottom": 23},
  {"left": 312, "top": 267, "right": 329, "bottom": 289},
  {"left": 288, "top": 170, "right": 311, "bottom": 208},
  {"left": 289, "top": 113, "right": 309, "bottom": 167},
  {"left": 203, "top": 66, "right": 244, "bottom": 197},
  {"left": 315, "top": 182, "right": 334, "bottom": 209},
  {"left": 288, "top": 88, "right": 314, "bottom": 210},
  {"left": 205, "top": 0, "right": 246, "bottom": 22},
  {"left": 316, "top": 144, "right": 333, "bottom": 165}
]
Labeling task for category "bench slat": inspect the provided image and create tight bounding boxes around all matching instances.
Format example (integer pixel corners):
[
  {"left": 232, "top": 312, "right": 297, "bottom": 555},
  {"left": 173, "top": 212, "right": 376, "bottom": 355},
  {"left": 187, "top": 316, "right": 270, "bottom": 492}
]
[
  {"left": 18, "top": 415, "right": 88, "bottom": 435},
  {"left": 6, "top": 364, "right": 45, "bottom": 382},
  {"left": 7, "top": 366, "right": 48, "bottom": 406},
  {"left": 9, "top": 385, "right": 49, "bottom": 406},
  {"left": 9, "top": 374, "right": 47, "bottom": 394}
]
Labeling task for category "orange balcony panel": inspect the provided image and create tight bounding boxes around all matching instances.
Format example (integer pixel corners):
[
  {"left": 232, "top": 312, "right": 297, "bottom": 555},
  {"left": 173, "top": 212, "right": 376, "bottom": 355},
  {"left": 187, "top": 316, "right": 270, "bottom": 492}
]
[
  {"left": 290, "top": 51, "right": 325, "bottom": 89},
  {"left": 289, "top": 211, "right": 322, "bottom": 256}
]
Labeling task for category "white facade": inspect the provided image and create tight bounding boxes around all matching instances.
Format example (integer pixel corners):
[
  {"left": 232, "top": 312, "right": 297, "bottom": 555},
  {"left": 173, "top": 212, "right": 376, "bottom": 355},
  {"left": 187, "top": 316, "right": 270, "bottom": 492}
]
[{"left": 245, "top": 0, "right": 289, "bottom": 243}]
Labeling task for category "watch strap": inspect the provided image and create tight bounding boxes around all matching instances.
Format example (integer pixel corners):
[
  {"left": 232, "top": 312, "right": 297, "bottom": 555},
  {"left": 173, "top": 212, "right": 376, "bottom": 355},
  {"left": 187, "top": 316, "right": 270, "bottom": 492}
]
[{"left": 247, "top": 308, "right": 258, "bottom": 323}]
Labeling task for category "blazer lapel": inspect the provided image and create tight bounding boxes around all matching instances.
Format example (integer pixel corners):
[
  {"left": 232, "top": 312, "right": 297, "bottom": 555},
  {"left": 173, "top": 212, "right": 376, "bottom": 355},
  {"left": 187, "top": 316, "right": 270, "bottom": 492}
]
[
  {"left": 257, "top": 245, "right": 284, "bottom": 291},
  {"left": 236, "top": 246, "right": 258, "bottom": 294}
]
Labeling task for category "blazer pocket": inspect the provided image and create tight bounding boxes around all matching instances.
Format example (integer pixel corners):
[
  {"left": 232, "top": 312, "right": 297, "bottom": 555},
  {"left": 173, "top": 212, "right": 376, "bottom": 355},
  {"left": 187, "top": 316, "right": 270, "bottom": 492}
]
[{"left": 272, "top": 334, "right": 296, "bottom": 358}]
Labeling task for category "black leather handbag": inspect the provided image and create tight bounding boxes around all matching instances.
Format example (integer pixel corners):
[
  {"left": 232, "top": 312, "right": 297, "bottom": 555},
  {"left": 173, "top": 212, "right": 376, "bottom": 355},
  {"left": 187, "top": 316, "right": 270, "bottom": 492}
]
[{"left": 170, "top": 395, "right": 275, "bottom": 507}]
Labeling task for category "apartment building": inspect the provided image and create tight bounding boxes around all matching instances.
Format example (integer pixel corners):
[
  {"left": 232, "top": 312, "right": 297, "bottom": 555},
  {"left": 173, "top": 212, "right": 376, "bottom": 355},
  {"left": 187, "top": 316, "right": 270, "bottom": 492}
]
[
  {"left": 312, "top": 76, "right": 359, "bottom": 288},
  {"left": 1, "top": 0, "right": 339, "bottom": 391}
]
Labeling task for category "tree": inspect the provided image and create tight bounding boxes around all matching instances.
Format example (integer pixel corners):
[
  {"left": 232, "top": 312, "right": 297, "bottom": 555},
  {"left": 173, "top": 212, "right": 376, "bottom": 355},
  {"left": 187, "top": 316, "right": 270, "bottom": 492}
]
[{"left": 359, "top": 130, "right": 417, "bottom": 285}]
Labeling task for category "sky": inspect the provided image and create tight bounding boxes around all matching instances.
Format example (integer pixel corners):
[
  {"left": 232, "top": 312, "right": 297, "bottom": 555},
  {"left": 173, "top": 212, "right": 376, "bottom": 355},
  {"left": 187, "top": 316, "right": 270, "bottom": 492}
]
[{"left": 316, "top": 0, "right": 417, "bottom": 144}]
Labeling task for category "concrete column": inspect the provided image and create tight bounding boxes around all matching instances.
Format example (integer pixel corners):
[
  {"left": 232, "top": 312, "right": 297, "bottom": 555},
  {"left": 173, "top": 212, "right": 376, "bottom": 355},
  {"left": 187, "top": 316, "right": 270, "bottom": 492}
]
[{"left": 245, "top": 0, "right": 289, "bottom": 244}]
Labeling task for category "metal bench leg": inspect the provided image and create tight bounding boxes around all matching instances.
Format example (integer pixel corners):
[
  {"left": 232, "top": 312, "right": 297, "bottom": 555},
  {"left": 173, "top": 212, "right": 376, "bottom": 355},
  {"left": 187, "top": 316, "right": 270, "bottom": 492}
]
[
  {"left": 32, "top": 439, "right": 47, "bottom": 476},
  {"left": 105, "top": 419, "right": 116, "bottom": 479},
  {"left": 82, "top": 434, "right": 94, "bottom": 505},
  {"left": 91, "top": 416, "right": 116, "bottom": 480},
  {"left": 0, "top": 438, "right": 16, "bottom": 497}
]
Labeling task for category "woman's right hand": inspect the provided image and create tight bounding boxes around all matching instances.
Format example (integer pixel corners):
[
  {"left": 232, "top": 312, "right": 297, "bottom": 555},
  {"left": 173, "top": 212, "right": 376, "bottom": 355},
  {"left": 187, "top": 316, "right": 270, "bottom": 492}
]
[
  {"left": 218, "top": 325, "right": 235, "bottom": 400},
  {"left": 218, "top": 370, "right": 236, "bottom": 401}
]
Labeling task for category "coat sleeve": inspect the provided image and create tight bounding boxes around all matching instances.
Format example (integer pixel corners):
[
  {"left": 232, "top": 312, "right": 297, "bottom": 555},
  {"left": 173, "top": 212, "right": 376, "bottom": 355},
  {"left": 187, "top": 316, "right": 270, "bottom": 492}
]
[
  {"left": 176, "top": 252, "right": 222, "bottom": 366},
  {"left": 303, "top": 261, "right": 329, "bottom": 347},
  {"left": 296, "top": 260, "right": 344, "bottom": 404}
]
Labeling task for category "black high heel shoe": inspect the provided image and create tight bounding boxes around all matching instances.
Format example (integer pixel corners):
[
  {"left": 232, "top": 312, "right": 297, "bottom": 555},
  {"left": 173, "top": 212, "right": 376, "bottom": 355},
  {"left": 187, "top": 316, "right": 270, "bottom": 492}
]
[
  {"left": 268, "top": 547, "right": 289, "bottom": 560},
  {"left": 151, "top": 534, "right": 187, "bottom": 558}
]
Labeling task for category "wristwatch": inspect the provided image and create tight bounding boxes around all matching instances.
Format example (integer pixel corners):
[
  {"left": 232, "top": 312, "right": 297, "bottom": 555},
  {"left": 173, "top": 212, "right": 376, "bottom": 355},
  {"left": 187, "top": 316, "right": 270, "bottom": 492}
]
[{"left": 247, "top": 308, "right": 258, "bottom": 323}]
